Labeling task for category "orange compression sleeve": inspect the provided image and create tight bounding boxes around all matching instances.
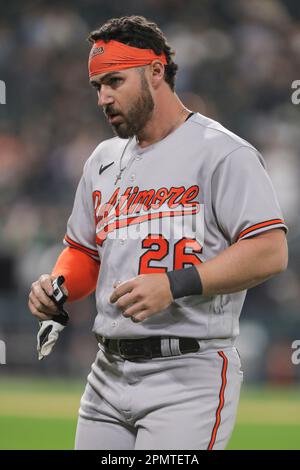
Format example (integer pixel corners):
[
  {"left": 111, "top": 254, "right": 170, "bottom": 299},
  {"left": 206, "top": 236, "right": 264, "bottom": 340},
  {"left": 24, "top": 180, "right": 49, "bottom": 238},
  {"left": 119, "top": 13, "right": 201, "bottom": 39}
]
[{"left": 52, "top": 247, "right": 100, "bottom": 302}]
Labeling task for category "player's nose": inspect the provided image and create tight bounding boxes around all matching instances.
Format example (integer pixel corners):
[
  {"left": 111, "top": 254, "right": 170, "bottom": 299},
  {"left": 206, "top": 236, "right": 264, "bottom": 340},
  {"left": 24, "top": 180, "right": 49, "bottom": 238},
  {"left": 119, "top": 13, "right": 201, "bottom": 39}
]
[{"left": 97, "top": 86, "right": 114, "bottom": 108}]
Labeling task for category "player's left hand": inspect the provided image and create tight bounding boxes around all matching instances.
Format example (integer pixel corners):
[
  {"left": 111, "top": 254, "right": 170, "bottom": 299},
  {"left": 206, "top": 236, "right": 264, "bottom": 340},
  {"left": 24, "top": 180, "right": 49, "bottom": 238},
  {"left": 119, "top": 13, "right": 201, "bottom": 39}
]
[{"left": 109, "top": 273, "right": 173, "bottom": 322}]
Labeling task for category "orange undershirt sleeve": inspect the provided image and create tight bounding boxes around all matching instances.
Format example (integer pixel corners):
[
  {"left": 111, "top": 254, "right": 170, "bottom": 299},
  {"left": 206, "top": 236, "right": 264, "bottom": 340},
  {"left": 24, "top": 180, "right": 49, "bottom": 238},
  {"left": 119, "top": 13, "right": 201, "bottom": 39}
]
[{"left": 52, "top": 247, "right": 100, "bottom": 302}]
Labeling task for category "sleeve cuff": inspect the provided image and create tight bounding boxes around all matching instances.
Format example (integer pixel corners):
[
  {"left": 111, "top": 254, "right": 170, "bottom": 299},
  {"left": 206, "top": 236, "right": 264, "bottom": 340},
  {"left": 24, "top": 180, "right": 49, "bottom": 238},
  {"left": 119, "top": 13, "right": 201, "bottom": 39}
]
[
  {"left": 64, "top": 234, "right": 100, "bottom": 260},
  {"left": 237, "top": 219, "right": 288, "bottom": 241}
]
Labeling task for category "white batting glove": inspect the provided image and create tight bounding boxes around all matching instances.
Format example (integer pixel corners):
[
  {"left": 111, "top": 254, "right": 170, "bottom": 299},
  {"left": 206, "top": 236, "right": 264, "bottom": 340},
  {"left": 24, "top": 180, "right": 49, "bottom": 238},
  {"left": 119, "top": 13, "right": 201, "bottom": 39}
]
[
  {"left": 37, "top": 320, "right": 66, "bottom": 361},
  {"left": 36, "top": 275, "right": 69, "bottom": 360}
]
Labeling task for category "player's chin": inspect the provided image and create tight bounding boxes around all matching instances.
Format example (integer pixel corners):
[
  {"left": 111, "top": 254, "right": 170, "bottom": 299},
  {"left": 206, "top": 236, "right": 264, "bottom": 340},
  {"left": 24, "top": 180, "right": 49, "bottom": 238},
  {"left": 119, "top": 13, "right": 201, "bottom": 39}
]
[{"left": 112, "top": 122, "right": 135, "bottom": 139}]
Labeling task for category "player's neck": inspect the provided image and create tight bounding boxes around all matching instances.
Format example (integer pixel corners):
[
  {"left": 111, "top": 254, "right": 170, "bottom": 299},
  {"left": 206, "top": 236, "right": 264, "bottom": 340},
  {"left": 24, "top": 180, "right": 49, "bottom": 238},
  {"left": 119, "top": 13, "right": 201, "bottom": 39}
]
[{"left": 136, "top": 93, "right": 190, "bottom": 148}]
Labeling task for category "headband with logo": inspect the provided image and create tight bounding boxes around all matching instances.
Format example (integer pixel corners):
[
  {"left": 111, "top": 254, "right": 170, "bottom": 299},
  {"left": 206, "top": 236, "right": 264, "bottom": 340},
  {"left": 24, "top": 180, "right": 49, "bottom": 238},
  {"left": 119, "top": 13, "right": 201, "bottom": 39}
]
[{"left": 88, "top": 39, "right": 167, "bottom": 78}]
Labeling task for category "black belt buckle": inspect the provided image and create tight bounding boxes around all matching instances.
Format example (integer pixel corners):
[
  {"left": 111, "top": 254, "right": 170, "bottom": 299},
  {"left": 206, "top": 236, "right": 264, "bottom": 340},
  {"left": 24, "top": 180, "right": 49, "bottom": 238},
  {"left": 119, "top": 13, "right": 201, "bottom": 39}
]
[{"left": 118, "top": 339, "right": 152, "bottom": 360}]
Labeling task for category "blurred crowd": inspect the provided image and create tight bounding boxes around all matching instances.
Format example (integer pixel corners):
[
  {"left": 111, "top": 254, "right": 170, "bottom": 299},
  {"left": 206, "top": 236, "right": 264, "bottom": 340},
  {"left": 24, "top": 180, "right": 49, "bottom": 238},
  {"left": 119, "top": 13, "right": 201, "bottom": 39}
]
[{"left": 0, "top": 0, "right": 300, "bottom": 382}]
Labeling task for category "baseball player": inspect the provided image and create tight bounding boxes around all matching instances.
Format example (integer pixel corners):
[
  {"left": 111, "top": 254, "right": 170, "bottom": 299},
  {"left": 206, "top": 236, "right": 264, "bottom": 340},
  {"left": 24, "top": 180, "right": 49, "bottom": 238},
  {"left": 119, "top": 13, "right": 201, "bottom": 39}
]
[{"left": 28, "top": 15, "right": 288, "bottom": 450}]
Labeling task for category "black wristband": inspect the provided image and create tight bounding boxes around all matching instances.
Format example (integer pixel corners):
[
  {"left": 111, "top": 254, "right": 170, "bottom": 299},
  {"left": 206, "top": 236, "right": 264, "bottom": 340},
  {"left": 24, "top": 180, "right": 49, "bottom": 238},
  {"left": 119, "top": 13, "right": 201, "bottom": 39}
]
[{"left": 166, "top": 265, "right": 203, "bottom": 300}]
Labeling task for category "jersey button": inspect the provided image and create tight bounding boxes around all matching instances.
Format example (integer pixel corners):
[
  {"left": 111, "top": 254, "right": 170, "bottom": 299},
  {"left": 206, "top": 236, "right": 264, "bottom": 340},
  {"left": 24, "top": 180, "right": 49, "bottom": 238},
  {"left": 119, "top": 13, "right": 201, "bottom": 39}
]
[
  {"left": 112, "top": 321, "right": 117, "bottom": 327},
  {"left": 120, "top": 238, "right": 125, "bottom": 245},
  {"left": 130, "top": 174, "right": 136, "bottom": 182}
]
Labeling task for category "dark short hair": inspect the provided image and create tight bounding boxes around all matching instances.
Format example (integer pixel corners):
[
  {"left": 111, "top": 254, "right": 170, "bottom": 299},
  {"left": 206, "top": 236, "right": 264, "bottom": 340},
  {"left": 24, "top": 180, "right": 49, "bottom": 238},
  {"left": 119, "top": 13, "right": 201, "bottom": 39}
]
[{"left": 88, "top": 15, "right": 178, "bottom": 91}]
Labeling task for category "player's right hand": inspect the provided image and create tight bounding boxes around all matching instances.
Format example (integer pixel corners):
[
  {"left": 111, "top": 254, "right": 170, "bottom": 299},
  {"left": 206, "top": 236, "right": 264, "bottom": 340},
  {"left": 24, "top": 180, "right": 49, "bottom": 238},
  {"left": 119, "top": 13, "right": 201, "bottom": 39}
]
[{"left": 28, "top": 274, "right": 68, "bottom": 321}]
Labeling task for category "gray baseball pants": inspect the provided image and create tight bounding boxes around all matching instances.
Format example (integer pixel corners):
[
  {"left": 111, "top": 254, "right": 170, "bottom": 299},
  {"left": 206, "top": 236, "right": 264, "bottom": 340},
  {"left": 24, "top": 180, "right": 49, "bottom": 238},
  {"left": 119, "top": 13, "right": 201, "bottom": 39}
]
[{"left": 75, "top": 339, "right": 243, "bottom": 450}]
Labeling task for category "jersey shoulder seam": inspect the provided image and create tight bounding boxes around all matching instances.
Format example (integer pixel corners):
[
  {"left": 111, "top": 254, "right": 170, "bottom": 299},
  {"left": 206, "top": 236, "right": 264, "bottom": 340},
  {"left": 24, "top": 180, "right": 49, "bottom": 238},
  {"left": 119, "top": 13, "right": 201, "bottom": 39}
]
[
  {"left": 211, "top": 145, "right": 262, "bottom": 182},
  {"left": 219, "top": 144, "right": 259, "bottom": 163},
  {"left": 190, "top": 117, "right": 256, "bottom": 150}
]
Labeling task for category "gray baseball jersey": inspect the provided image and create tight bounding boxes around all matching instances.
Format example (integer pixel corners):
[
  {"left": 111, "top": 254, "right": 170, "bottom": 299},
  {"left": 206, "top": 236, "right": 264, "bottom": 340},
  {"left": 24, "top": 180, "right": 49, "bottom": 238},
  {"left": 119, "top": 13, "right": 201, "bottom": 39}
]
[{"left": 64, "top": 112, "right": 286, "bottom": 341}]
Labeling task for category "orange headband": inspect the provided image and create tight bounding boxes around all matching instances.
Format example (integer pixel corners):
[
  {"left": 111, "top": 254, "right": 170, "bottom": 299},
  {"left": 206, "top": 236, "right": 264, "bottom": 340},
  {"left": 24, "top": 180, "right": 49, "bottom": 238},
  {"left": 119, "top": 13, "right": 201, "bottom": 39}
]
[{"left": 88, "top": 39, "right": 167, "bottom": 78}]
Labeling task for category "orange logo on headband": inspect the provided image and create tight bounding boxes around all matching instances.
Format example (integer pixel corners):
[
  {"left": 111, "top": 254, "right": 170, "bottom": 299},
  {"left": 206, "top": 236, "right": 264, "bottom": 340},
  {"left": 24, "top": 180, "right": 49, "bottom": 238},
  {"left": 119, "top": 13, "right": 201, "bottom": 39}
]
[{"left": 88, "top": 39, "right": 167, "bottom": 78}]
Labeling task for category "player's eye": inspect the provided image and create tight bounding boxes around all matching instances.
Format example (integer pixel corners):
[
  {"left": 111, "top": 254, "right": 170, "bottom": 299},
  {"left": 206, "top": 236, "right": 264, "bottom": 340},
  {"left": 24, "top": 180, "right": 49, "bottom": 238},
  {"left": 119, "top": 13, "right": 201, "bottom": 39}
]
[
  {"left": 91, "top": 82, "right": 101, "bottom": 92},
  {"left": 109, "top": 77, "right": 123, "bottom": 87}
]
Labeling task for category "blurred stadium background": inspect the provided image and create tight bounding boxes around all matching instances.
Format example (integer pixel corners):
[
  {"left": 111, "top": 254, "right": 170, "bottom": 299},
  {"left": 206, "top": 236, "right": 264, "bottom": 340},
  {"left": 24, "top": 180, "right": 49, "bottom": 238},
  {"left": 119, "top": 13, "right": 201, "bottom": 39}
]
[{"left": 0, "top": 0, "right": 300, "bottom": 449}]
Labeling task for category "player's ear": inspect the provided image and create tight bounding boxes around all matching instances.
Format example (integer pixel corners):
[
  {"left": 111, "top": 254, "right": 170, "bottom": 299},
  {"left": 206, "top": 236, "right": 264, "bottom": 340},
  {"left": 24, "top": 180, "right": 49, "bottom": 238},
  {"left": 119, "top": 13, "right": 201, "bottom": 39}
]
[{"left": 148, "top": 60, "right": 165, "bottom": 89}]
